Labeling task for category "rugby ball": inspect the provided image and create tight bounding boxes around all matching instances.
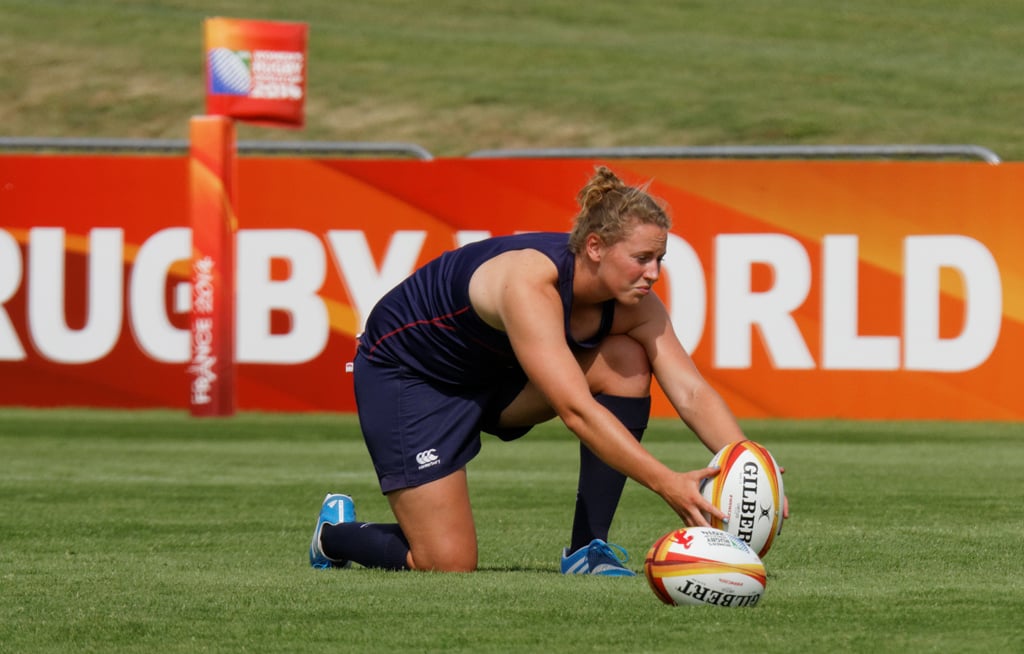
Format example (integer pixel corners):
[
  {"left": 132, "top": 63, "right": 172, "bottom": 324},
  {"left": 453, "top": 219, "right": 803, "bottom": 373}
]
[
  {"left": 644, "top": 526, "right": 766, "bottom": 607},
  {"left": 700, "top": 440, "right": 784, "bottom": 558}
]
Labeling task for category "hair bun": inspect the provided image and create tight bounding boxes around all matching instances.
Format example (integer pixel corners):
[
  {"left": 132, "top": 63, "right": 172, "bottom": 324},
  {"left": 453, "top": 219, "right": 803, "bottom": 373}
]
[{"left": 577, "top": 165, "right": 625, "bottom": 210}]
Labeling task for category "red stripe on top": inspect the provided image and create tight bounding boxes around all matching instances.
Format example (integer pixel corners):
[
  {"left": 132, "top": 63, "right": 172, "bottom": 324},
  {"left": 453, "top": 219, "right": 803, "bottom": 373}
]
[{"left": 365, "top": 305, "right": 472, "bottom": 359}]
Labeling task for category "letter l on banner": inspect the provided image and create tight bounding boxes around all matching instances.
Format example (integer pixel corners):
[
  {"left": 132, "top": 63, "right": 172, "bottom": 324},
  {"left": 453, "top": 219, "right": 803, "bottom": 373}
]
[{"left": 188, "top": 115, "right": 237, "bottom": 416}]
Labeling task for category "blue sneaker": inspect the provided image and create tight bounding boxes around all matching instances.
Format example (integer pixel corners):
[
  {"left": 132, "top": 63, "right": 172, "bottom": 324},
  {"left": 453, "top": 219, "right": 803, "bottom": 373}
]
[
  {"left": 309, "top": 493, "right": 356, "bottom": 569},
  {"left": 560, "top": 539, "right": 636, "bottom": 576}
]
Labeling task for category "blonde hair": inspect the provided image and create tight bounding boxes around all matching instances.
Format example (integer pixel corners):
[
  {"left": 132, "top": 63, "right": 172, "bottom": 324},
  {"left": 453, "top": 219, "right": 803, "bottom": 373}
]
[{"left": 568, "top": 166, "right": 671, "bottom": 253}]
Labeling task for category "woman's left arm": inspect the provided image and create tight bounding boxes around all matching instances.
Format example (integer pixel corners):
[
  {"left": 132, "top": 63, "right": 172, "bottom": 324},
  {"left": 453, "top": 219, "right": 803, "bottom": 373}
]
[
  {"left": 624, "top": 293, "right": 747, "bottom": 454},
  {"left": 626, "top": 293, "right": 790, "bottom": 519}
]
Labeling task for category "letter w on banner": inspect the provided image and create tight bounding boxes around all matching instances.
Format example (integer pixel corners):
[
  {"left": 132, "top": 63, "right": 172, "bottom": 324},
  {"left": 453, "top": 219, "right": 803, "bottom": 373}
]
[{"left": 190, "top": 17, "right": 308, "bottom": 416}]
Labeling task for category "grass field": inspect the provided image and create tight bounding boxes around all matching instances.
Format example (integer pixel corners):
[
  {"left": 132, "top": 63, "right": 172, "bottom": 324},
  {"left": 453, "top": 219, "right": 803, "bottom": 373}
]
[
  {"left": 3, "top": 0, "right": 1024, "bottom": 159},
  {"left": 1, "top": 409, "right": 1022, "bottom": 653}
]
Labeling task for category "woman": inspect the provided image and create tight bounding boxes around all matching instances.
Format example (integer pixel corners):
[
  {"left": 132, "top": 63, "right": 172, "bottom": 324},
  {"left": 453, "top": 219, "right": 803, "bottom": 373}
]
[{"left": 310, "top": 165, "right": 752, "bottom": 574}]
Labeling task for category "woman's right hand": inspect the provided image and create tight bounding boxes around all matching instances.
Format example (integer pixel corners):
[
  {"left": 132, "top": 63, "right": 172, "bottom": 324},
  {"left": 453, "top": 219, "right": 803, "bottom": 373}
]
[{"left": 660, "top": 466, "right": 726, "bottom": 528}]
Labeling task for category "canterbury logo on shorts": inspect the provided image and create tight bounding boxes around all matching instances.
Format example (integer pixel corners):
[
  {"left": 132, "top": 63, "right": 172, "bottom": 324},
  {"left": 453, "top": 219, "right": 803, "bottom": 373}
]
[{"left": 415, "top": 449, "right": 440, "bottom": 470}]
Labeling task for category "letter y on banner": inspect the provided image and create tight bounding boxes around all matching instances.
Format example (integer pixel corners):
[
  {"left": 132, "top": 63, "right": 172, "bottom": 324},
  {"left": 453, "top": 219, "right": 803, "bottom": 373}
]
[{"left": 189, "top": 116, "right": 237, "bottom": 416}]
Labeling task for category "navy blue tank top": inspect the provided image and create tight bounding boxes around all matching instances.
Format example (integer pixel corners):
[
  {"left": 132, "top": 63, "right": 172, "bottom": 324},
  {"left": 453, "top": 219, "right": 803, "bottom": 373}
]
[{"left": 358, "top": 232, "right": 615, "bottom": 386}]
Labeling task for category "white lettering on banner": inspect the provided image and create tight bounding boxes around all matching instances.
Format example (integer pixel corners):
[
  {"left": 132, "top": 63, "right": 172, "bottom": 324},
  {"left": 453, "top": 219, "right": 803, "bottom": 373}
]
[
  {"left": 456, "top": 231, "right": 492, "bottom": 247},
  {"left": 237, "top": 229, "right": 328, "bottom": 364},
  {"left": 27, "top": 227, "right": 123, "bottom": 364},
  {"left": 714, "top": 234, "right": 815, "bottom": 369},
  {"left": 822, "top": 235, "right": 900, "bottom": 370},
  {"left": 663, "top": 234, "right": 707, "bottom": 354},
  {"left": 904, "top": 235, "right": 1002, "bottom": 372},
  {"left": 250, "top": 50, "right": 304, "bottom": 100},
  {"left": 193, "top": 256, "right": 214, "bottom": 314},
  {"left": 0, "top": 228, "right": 1005, "bottom": 372},
  {"left": 326, "top": 230, "right": 426, "bottom": 332},
  {"left": 189, "top": 315, "right": 215, "bottom": 404},
  {"left": 189, "top": 256, "right": 216, "bottom": 404},
  {"left": 130, "top": 227, "right": 191, "bottom": 363},
  {"left": 0, "top": 229, "right": 26, "bottom": 360}
]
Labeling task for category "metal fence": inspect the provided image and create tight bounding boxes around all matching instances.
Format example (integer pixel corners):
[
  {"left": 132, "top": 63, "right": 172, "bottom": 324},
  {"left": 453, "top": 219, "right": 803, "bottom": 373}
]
[
  {"left": 0, "top": 137, "right": 435, "bottom": 160},
  {"left": 0, "top": 137, "right": 1003, "bottom": 164},
  {"left": 467, "top": 144, "right": 1002, "bottom": 164}
]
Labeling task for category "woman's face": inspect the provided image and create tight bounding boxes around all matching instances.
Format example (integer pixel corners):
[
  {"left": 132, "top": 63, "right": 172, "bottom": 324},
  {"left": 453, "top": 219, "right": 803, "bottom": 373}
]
[{"left": 595, "top": 221, "right": 667, "bottom": 304}]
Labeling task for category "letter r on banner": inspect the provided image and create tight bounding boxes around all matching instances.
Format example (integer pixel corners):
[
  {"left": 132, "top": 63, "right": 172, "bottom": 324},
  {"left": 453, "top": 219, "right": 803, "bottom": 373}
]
[{"left": 189, "top": 116, "right": 237, "bottom": 416}]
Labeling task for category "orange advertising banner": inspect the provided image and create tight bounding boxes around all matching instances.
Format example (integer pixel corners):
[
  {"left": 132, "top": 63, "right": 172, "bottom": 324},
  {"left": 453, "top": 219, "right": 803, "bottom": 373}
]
[{"left": 0, "top": 156, "right": 1020, "bottom": 420}]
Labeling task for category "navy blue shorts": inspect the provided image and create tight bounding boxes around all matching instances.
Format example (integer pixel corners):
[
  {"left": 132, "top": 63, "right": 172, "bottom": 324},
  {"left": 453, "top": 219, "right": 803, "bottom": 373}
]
[{"left": 352, "top": 351, "right": 532, "bottom": 493}]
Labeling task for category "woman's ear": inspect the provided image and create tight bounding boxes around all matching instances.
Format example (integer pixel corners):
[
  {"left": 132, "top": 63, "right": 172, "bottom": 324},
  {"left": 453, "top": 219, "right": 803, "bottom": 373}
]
[{"left": 584, "top": 233, "right": 604, "bottom": 262}]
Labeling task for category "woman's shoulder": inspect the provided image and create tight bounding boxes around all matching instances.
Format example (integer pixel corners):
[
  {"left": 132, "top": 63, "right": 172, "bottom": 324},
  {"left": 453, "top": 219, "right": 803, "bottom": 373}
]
[
  {"left": 482, "top": 231, "right": 568, "bottom": 250},
  {"left": 457, "top": 232, "right": 570, "bottom": 272}
]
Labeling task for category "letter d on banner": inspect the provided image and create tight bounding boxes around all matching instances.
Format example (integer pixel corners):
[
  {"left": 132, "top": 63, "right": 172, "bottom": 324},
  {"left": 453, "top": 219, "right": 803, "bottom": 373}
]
[{"left": 189, "top": 116, "right": 237, "bottom": 416}]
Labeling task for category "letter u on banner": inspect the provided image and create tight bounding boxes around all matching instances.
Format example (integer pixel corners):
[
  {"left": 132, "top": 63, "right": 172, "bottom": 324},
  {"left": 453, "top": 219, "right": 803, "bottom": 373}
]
[{"left": 189, "top": 116, "right": 237, "bottom": 416}]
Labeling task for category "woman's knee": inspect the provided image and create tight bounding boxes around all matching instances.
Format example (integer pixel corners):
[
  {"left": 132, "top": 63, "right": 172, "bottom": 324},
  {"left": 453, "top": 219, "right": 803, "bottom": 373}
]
[
  {"left": 583, "top": 335, "right": 651, "bottom": 396},
  {"left": 409, "top": 542, "right": 478, "bottom": 572},
  {"left": 388, "top": 471, "right": 479, "bottom": 572}
]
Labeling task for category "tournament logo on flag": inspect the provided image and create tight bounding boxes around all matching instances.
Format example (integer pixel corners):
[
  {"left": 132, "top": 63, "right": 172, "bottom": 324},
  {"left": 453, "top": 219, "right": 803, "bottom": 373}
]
[
  {"left": 208, "top": 48, "right": 253, "bottom": 96},
  {"left": 204, "top": 17, "right": 308, "bottom": 127}
]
